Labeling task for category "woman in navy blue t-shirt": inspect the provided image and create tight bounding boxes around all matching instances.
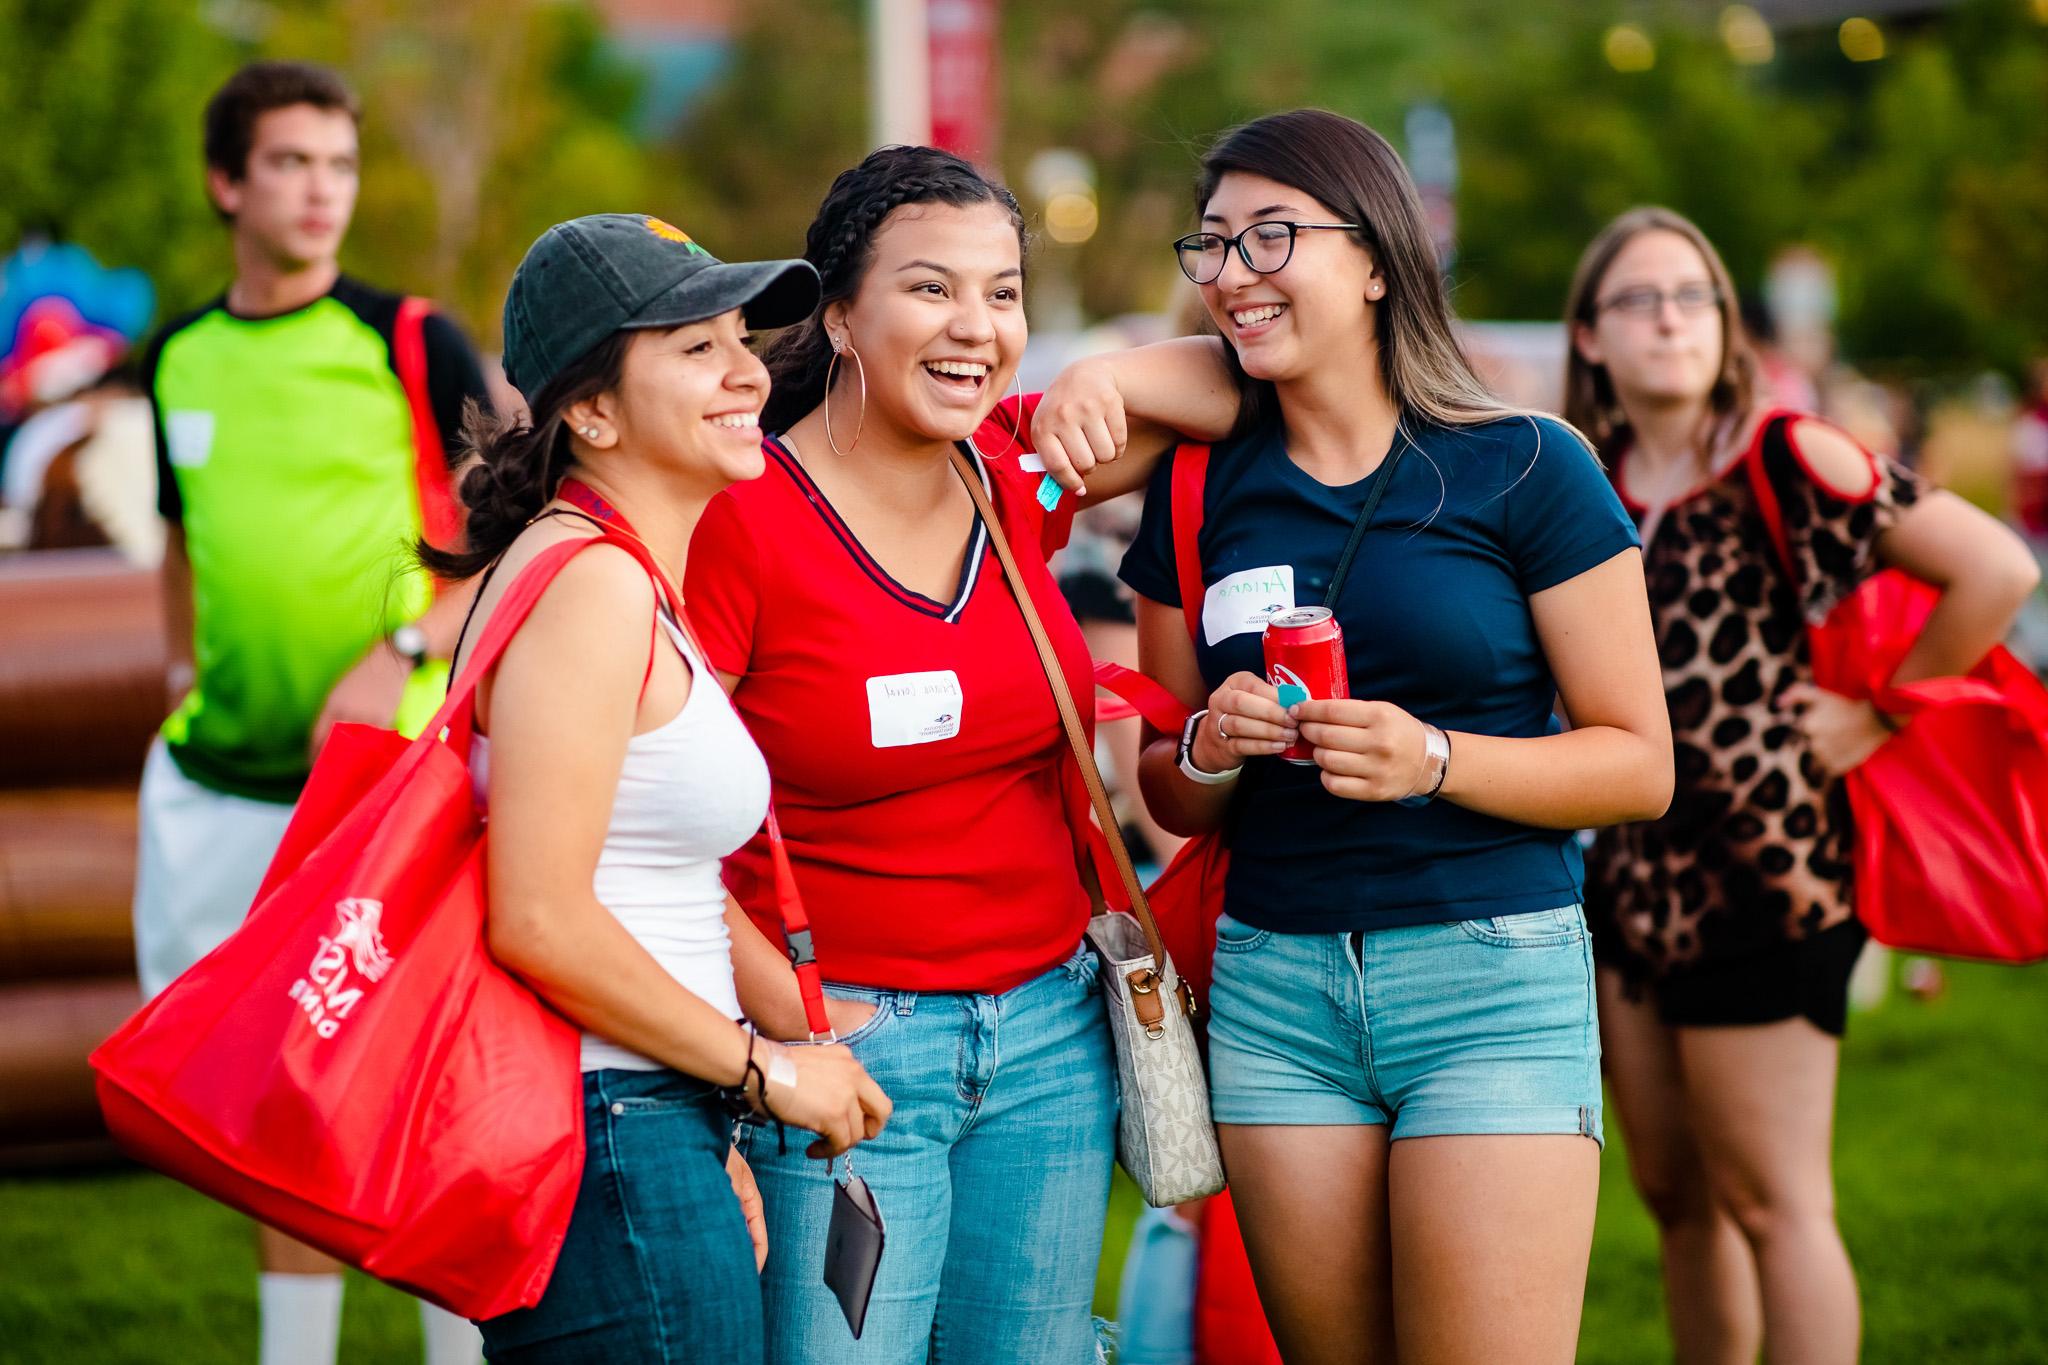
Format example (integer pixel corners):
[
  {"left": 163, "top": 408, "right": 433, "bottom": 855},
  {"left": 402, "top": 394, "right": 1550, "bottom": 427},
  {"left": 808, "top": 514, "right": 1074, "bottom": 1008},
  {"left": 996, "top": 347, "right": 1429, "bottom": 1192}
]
[{"left": 1037, "top": 110, "right": 1673, "bottom": 1363}]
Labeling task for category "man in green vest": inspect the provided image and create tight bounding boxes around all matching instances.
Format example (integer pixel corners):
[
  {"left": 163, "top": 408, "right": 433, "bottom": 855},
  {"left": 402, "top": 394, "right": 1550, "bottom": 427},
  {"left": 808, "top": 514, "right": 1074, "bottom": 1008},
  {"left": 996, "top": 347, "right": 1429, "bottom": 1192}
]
[{"left": 136, "top": 60, "right": 490, "bottom": 1365}]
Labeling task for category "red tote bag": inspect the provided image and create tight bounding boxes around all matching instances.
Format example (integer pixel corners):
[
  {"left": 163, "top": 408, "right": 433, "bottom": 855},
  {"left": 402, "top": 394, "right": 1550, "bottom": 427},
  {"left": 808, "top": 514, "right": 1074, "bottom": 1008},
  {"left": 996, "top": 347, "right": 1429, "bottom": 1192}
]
[
  {"left": 89, "top": 536, "right": 618, "bottom": 1318},
  {"left": 1744, "top": 419, "right": 2048, "bottom": 962}
]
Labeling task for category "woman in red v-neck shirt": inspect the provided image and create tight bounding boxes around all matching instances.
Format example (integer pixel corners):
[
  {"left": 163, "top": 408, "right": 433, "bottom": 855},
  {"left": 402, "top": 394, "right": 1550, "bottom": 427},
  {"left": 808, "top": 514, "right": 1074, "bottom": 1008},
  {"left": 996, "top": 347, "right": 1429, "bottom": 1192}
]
[{"left": 685, "top": 147, "right": 1229, "bottom": 1364}]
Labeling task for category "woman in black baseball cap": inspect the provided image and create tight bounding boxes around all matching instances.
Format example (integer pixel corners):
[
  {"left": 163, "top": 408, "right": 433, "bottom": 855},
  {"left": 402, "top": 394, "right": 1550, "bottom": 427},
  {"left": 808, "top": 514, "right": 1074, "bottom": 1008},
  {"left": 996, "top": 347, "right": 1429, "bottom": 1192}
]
[{"left": 420, "top": 215, "right": 891, "bottom": 1363}]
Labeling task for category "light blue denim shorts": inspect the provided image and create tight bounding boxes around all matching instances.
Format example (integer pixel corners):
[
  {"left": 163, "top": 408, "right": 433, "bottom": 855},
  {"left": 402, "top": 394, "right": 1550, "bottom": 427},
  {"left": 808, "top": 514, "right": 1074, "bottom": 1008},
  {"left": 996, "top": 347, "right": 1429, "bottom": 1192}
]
[{"left": 1207, "top": 905, "right": 1603, "bottom": 1143}]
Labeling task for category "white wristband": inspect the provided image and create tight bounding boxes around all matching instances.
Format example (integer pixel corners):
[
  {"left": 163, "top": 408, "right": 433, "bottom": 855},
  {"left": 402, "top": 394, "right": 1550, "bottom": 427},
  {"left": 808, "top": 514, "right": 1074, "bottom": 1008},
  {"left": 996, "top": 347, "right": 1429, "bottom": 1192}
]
[{"left": 1178, "top": 709, "right": 1242, "bottom": 785}]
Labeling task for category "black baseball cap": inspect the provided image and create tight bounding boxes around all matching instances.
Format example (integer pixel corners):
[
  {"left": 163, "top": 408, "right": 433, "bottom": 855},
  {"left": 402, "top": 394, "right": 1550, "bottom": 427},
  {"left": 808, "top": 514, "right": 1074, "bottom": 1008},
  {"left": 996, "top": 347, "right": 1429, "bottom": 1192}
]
[{"left": 500, "top": 213, "right": 820, "bottom": 397}]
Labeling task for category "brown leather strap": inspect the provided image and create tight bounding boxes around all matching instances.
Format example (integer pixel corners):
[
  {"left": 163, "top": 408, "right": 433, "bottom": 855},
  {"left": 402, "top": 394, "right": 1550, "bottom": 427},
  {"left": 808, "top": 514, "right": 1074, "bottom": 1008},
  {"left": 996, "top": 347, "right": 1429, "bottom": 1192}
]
[{"left": 948, "top": 449, "right": 1184, "bottom": 1016}]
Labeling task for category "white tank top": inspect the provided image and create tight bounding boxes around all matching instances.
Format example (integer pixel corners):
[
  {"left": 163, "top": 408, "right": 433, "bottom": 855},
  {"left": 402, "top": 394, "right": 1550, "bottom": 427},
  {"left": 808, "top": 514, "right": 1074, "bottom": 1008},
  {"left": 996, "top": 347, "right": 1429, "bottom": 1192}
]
[{"left": 470, "top": 611, "right": 771, "bottom": 1071}]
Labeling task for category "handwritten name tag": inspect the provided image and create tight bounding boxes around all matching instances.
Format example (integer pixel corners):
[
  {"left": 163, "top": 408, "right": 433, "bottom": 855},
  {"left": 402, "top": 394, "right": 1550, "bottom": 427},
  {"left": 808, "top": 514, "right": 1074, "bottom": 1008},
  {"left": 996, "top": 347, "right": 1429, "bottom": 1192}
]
[
  {"left": 866, "top": 670, "right": 964, "bottom": 749},
  {"left": 1201, "top": 565, "right": 1295, "bottom": 646}
]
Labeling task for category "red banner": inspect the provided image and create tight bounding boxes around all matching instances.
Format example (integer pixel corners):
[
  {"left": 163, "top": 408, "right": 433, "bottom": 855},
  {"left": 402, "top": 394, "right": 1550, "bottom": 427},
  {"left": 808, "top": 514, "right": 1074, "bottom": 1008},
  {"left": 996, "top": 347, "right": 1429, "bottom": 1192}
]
[{"left": 929, "top": 0, "right": 997, "bottom": 163}]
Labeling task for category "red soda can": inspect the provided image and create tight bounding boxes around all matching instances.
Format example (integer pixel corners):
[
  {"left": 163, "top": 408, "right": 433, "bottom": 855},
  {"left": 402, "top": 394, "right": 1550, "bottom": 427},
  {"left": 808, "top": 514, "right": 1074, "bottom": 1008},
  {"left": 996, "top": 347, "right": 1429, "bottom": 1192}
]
[{"left": 1262, "top": 606, "right": 1348, "bottom": 766}]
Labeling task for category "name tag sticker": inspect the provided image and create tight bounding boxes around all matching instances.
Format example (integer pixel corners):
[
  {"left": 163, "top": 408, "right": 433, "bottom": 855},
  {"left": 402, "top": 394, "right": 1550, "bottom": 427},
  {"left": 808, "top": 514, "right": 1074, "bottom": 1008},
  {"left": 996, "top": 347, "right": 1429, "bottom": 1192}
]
[
  {"left": 866, "top": 670, "right": 964, "bottom": 749},
  {"left": 165, "top": 410, "right": 215, "bottom": 469},
  {"left": 1201, "top": 565, "right": 1295, "bottom": 646}
]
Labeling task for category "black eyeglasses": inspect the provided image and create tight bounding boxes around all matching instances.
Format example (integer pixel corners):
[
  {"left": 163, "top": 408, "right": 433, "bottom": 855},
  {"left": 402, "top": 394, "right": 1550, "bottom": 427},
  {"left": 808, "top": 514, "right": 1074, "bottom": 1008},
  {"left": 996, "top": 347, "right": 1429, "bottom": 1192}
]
[
  {"left": 1596, "top": 283, "right": 1723, "bottom": 317},
  {"left": 1172, "top": 221, "right": 1361, "bottom": 285}
]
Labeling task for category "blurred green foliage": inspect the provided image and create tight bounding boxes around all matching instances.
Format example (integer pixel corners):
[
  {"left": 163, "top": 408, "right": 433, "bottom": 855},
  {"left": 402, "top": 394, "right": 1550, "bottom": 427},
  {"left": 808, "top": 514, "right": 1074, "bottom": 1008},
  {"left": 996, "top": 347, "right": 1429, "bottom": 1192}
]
[
  {"left": 0, "top": 0, "right": 650, "bottom": 341},
  {"left": 2, "top": 0, "right": 2043, "bottom": 375},
  {"left": 683, "top": 0, "right": 2048, "bottom": 378}
]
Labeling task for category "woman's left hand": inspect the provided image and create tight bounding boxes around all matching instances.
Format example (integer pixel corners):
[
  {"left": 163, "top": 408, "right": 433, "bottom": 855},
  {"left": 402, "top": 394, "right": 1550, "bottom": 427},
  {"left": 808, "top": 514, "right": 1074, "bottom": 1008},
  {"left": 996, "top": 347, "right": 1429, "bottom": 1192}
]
[
  {"left": 1292, "top": 698, "right": 1432, "bottom": 802},
  {"left": 726, "top": 1145, "right": 767, "bottom": 1270},
  {"left": 1030, "top": 357, "right": 1129, "bottom": 496},
  {"left": 1780, "top": 682, "right": 1893, "bottom": 778}
]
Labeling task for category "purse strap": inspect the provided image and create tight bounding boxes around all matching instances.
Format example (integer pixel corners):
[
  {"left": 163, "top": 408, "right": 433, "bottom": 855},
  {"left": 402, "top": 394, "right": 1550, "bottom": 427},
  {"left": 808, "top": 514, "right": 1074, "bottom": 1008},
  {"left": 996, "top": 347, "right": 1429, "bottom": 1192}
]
[
  {"left": 947, "top": 447, "right": 1186, "bottom": 1017},
  {"left": 1323, "top": 439, "right": 1407, "bottom": 607},
  {"left": 1736, "top": 410, "right": 1803, "bottom": 589}
]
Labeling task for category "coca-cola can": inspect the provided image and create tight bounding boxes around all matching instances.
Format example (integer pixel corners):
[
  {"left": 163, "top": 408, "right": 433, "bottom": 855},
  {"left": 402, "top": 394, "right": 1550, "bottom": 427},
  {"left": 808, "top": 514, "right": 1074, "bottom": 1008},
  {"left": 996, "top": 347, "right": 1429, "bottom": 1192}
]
[{"left": 1263, "top": 606, "right": 1348, "bottom": 765}]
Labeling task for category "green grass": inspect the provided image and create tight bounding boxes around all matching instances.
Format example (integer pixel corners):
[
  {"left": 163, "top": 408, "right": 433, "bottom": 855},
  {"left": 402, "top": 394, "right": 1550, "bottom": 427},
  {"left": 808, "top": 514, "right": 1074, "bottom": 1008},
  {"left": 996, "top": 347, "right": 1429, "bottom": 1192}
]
[{"left": 5, "top": 960, "right": 2043, "bottom": 1363}]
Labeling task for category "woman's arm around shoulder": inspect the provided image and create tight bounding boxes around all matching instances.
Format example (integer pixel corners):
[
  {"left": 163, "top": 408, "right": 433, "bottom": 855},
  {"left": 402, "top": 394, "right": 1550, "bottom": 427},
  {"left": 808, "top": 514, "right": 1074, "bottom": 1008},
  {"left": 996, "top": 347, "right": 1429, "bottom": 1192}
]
[{"left": 1032, "top": 336, "right": 1241, "bottom": 505}]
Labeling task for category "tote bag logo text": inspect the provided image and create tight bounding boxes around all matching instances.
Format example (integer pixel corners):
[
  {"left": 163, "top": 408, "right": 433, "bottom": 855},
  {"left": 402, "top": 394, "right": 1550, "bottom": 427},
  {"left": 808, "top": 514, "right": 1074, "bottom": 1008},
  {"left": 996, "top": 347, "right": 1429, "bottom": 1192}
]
[{"left": 288, "top": 898, "right": 395, "bottom": 1040}]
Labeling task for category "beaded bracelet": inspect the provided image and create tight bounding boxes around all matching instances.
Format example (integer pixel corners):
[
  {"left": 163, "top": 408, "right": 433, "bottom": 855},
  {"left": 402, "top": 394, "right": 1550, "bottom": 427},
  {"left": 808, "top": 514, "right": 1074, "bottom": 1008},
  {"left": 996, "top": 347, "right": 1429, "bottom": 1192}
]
[{"left": 718, "top": 1021, "right": 789, "bottom": 1154}]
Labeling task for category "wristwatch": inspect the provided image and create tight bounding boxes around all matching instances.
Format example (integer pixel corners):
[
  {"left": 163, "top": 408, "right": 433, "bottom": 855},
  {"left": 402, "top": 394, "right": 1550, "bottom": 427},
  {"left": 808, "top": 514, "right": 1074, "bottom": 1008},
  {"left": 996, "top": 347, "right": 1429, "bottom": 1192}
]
[
  {"left": 388, "top": 622, "right": 430, "bottom": 671},
  {"left": 1397, "top": 724, "right": 1451, "bottom": 808},
  {"left": 1177, "top": 708, "right": 1242, "bottom": 785}
]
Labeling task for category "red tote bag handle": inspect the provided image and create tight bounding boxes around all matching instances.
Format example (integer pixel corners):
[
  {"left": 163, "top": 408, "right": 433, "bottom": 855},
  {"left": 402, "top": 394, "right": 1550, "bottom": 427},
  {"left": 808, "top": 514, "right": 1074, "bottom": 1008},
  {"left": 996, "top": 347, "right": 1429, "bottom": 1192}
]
[
  {"left": 1172, "top": 442, "right": 1211, "bottom": 646},
  {"left": 526, "top": 493, "right": 838, "bottom": 1041}
]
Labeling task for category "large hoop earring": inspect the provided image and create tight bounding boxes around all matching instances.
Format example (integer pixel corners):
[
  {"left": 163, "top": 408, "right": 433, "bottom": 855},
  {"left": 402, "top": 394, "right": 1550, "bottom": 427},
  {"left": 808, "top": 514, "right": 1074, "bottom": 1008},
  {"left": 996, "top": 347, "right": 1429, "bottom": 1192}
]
[
  {"left": 823, "top": 337, "right": 867, "bottom": 458},
  {"left": 987, "top": 368, "right": 1026, "bottom": 461}
]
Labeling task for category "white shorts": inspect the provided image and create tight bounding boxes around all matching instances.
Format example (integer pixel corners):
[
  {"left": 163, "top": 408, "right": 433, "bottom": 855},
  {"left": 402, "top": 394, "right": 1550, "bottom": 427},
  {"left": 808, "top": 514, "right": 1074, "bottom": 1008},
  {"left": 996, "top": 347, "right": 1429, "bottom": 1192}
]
[{"left": 132, "top": 738, "right": 296, "bottom": 997}]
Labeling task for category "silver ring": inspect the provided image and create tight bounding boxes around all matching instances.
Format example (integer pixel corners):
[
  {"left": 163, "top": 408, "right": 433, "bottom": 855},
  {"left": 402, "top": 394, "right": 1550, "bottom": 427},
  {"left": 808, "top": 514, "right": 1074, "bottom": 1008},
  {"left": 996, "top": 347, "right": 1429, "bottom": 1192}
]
[{"left": 1216, "top": 710, "right": 1231, "bottom": 741}]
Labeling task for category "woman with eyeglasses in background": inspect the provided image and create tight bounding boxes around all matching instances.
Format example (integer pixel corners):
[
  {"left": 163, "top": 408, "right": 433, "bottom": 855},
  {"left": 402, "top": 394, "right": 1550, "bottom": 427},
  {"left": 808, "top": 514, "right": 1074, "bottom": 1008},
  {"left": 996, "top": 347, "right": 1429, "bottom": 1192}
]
[{"left": 1567, "top": 206, "right": 2038, "bottom": 1365}]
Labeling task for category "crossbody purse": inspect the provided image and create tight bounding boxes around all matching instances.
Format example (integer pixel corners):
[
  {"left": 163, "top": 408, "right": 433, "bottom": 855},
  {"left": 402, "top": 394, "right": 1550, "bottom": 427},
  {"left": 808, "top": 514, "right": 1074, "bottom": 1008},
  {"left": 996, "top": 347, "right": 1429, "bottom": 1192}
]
[{"left": 949, "top": 446, "right": 1226, "bottom": 1206}]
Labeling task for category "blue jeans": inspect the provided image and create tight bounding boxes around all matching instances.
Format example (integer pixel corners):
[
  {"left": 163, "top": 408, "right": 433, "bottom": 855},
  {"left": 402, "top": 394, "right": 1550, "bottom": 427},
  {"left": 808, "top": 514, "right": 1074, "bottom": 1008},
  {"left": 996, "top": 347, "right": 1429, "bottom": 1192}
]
[
  {"left": 1207, "top": 907, "right": 1603, "bottom": 1142},
  {"left": 477, "top": 1069, "right": 762, "bottom": 1364},
  {"left": 739, "top": 942, "right": 1117, "bottom": 1364},
  {"left": 1114, "top": 1205, "right": 1197, "bottom": 1365}
]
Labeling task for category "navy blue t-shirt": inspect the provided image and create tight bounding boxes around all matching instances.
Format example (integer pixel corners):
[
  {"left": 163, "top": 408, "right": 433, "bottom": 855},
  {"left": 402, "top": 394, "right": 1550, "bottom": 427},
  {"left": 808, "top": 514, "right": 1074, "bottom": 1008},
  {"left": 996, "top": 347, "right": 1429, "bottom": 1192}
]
[{"left": 1119, "top": 411, "right": 1640, "bottom": 933}]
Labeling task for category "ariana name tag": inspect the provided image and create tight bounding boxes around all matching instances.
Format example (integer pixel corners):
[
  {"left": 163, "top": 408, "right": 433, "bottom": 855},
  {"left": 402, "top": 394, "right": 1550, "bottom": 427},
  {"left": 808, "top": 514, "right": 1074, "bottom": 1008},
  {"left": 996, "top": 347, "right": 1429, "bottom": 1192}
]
[
  {"left": 1201, "top": 564, "right": 1296, "bottom": 646},
  {"left": 866, "top": 670, "right": 964, "bottom": 749}
]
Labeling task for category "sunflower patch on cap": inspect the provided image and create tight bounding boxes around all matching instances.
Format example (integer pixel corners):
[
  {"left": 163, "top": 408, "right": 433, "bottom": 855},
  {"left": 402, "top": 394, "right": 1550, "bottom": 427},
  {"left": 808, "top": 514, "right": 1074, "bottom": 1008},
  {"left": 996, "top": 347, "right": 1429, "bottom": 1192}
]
[{"left": 644, "top": 217, "right": 708, "bottom": 257}]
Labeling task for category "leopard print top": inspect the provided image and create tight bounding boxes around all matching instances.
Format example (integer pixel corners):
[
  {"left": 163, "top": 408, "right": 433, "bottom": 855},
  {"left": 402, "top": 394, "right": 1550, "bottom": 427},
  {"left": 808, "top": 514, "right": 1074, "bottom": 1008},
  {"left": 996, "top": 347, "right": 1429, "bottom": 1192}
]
[{"left": 1586, "top": 413, "right": 1925, "bottom": 981}]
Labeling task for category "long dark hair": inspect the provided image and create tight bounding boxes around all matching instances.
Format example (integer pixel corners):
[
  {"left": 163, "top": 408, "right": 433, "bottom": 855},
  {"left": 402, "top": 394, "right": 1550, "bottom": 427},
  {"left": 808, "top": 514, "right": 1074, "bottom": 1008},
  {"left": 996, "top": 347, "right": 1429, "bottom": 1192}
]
[
  {"left": 762, "top": 146, "right": 1026, "bottom": 432},
  {"left": 1196, "top": 110, "right": 1528, "bottom": 437},
  {"left": 417, "top": 331, "right": 631, "bottom": 581},
  {"left": 1562, "top": 206, "right": 1759, "bottom": 457}
]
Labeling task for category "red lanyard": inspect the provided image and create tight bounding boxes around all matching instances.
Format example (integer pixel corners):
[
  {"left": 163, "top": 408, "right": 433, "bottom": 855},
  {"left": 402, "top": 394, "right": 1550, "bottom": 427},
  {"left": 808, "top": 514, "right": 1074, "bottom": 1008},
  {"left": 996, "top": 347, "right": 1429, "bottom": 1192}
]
[{"left": 558, "top": 477, "right": 836, "bottom": 1041}]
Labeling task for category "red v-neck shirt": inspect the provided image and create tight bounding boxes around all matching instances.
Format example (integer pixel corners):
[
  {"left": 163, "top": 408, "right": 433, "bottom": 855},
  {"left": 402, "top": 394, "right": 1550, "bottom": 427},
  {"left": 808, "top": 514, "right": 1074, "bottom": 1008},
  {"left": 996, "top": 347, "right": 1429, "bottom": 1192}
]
[{"left": 686, "top": 411, "right": 1096, "bottom": 993}]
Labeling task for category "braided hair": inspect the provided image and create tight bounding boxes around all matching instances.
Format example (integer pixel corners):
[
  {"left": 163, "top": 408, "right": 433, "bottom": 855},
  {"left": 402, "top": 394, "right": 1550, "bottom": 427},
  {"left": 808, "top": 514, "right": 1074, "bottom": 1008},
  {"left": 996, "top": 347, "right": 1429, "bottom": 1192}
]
[
  {"left": 762, "top": 146, "right": 1026, "bottom": 432},
  {"left": 416, "top": 331, "right": 632, "bottom": 581}
]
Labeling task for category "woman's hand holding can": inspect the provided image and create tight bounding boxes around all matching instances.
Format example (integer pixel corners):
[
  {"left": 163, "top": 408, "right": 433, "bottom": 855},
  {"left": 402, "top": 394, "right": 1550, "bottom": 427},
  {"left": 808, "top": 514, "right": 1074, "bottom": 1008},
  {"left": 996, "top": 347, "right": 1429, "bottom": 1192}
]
[
  {"left": 1290, "top": 698, "right": 1433, "bottom": 802},
  {"left": 1194, "top": 672, "right": 1299, "bottom": 772}
]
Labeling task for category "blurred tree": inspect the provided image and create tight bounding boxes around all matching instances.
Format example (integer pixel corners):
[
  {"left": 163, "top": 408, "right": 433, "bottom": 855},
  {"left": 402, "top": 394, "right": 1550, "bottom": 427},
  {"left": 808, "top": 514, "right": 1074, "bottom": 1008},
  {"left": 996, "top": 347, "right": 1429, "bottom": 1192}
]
[
  {"left": 1830, "top": 1, "right": 2048, "bottom": 373},
  {"left": 0, "top": 0, "right": 652, "bottom": 344},
  {"left": 656, "top": 0, "right": 867, "bottom": 263},
  {"left": 4, "top": 0, "right": 2041, "bottom": 375},
  {"left": 0, "top": 0, "right": 239, "bottom": 319},
  {"left": 269, "top": 0, "right": 653, "bottom": 343}
]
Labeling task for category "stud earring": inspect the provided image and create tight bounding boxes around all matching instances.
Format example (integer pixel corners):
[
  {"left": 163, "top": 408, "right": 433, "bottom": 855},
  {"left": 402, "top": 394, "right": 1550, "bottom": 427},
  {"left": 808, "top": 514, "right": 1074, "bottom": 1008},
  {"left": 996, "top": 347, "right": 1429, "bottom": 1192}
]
[{"left": 581, "top": 426, "right": 600, "bottom": 439}]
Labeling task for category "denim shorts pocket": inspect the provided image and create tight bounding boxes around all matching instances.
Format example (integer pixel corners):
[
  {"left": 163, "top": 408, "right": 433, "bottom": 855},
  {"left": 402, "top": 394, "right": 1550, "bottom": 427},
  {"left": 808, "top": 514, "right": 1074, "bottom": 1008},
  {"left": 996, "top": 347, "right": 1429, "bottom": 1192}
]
[
  {"left": 1213, "top": 911, "right": 1274, "bottom": 954},
  {"left": 1455, "top": 904, "right": 1586, "bottom": 948},
  {"left": 824, "top": 985, "right": 895, "bottom": 1046}
]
